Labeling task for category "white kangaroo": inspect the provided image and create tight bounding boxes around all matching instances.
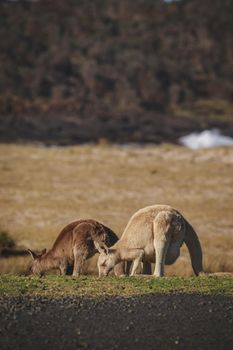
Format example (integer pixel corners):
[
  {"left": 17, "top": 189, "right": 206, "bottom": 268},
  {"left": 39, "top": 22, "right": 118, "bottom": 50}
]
[{"left": 97, "top": 204, "right": 205, "bottom": 277}]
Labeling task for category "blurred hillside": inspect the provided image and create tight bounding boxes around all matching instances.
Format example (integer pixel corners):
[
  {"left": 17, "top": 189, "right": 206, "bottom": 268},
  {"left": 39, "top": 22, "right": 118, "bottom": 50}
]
[{"left": 0, "top": 0, "right": 232, "bottom": 144}]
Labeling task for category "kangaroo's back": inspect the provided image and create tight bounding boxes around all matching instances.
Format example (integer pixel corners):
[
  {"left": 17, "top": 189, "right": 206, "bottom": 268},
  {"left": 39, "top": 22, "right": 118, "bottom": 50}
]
[
  {"left": 52, "top": 219, "right": 119, "bottom": 250},
  {"left": 52, "top": 220, "right": 85, "bottom": 250},
  {"left": 118, "top": 205, "right": 176, "bottom": 247}
]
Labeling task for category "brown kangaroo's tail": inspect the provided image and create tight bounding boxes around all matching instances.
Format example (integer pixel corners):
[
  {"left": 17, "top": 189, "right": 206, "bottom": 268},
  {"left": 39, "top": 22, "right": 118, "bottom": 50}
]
[{"left": 184, "top": 220, "right": 205, "bottom": 276}]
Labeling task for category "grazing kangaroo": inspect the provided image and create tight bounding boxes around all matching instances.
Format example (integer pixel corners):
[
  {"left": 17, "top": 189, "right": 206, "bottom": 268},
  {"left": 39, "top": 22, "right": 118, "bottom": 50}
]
[
  {"left": 27, "top": 219, "right": 124, "bottom": 277},
  {"left": 97, "top": 205, "right": 205, "bottom": 277}
]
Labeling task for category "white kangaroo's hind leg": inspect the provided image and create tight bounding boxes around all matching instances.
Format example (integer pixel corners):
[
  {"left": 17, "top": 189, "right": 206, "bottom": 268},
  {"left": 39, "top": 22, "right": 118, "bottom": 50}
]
[
  {"left": 153, "top": 211, "right": 173, "bottom": 277},
  {"left": 154, "top": 239, "right": 170, "bottom": 277}
]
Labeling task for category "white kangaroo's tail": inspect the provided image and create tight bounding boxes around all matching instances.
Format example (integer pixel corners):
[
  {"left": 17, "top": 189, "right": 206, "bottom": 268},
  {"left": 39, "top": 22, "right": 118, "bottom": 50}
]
[{"left": 184, "top": 220, "right": 205, "bottom": 276}]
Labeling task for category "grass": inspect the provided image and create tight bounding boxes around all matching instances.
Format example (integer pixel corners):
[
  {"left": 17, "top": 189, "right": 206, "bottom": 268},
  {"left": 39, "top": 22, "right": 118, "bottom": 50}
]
[
  {"left": 0, "top": 275, "right": 232, "bottom": 297},
  {"left": 0, "top": 143, "right": 232, "bottom": 276}
]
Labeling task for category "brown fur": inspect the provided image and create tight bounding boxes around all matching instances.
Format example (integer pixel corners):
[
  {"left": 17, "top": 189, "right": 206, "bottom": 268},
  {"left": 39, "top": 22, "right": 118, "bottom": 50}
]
[{"left": 28, "top": 219, "right": 124, "bottom": 277}]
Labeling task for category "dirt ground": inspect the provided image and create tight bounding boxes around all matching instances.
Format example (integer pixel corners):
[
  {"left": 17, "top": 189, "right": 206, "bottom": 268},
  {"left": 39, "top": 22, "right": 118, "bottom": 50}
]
[{"left": 0, "top": 293, "right": 232, "bottom": 350}]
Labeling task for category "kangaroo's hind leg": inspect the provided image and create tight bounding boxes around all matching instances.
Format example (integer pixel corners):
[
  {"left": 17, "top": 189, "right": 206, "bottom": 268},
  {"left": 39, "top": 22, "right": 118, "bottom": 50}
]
[
  {"left": 153, "top": 211, "right": 173, "bottom": 277},
  {"left": 154, "top": 240, "right": 170, "bottom": 277},
  {"left": 72, "top": 245, "right": 88, "bottom": 277}
]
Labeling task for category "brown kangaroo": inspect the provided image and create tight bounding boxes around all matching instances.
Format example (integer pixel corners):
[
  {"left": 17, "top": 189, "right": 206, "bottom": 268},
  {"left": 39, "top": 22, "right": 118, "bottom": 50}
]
[{"left": 27, "top": 219, "right": 124, "bottom": 277}]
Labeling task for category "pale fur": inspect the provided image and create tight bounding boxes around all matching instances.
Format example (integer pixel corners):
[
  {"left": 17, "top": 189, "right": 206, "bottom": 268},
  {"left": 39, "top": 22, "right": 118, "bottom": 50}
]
[{"left": 97, "top": 205, "right": 205, "bottom": 277}]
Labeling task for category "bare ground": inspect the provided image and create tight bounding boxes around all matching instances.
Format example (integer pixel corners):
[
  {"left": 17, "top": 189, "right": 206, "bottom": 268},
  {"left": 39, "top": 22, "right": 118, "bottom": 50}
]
[{"left": 0, "top": 293, "right": 232, "bottom": 350}]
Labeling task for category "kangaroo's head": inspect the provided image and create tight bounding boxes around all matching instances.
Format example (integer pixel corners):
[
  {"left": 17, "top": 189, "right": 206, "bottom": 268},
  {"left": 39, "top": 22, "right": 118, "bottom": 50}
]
[
  {"left": 97, "top": 247, "right": 118, "bottom": 277},
  {"left": 27, "top": 248, "right": 47, "bottom": 277}
]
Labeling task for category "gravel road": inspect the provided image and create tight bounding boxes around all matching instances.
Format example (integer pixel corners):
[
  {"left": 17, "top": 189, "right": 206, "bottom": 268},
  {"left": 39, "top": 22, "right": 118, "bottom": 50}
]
[{"left": 0, "top": 294, "right": 232, "bottom": 350}]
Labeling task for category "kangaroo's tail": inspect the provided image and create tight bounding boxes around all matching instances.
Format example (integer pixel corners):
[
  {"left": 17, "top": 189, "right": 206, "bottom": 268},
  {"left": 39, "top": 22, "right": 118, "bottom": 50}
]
[{"left": 184, "top": 219, "right": 205, "bottom": 276}]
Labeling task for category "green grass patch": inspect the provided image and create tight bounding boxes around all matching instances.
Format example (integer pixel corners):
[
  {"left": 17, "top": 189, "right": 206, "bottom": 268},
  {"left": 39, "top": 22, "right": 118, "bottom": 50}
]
[{"left": 0, "top": 275, "right": 232, "bottom": 297}]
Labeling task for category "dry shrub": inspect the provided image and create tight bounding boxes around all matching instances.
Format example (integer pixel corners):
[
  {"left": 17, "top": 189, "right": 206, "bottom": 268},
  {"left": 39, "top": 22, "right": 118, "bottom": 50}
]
[{"left": 0, "top": 229, "right": 15, "bottom": 251}]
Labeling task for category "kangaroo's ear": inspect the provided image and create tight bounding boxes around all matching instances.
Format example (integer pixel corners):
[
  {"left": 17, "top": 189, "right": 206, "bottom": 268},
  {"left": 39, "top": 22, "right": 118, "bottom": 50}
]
[
  {"left": 40, "top": 248, "right": 47, "bottom": 255},
  {"left": 27, "top": 249, "right": 38, "bottom": 260},
  {"left": 94, "top": 241, "right": 109, "bottom": 255}
]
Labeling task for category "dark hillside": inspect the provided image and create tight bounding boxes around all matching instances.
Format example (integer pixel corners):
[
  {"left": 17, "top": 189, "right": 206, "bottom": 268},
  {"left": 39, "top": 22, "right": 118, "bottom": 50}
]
[{"left": 0, "top": 0, "right": 232, "bottom": 144}]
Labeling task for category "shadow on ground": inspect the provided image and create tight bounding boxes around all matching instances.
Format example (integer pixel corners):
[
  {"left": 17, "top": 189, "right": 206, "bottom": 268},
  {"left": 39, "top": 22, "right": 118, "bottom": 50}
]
[{"left": 0, "top": 293, "right": 232, "bottom": 350}]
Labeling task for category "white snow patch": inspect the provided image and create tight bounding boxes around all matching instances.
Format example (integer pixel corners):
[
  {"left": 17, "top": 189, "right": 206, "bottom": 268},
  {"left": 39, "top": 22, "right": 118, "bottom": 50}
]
[{"left": 179, "top": 129, "right": 233, "bottom": 149}]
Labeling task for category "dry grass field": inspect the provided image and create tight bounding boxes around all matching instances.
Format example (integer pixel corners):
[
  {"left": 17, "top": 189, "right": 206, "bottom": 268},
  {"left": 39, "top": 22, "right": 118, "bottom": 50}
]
[{"left": 0, "top": 143, "right": 232, "bottom": 276}]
